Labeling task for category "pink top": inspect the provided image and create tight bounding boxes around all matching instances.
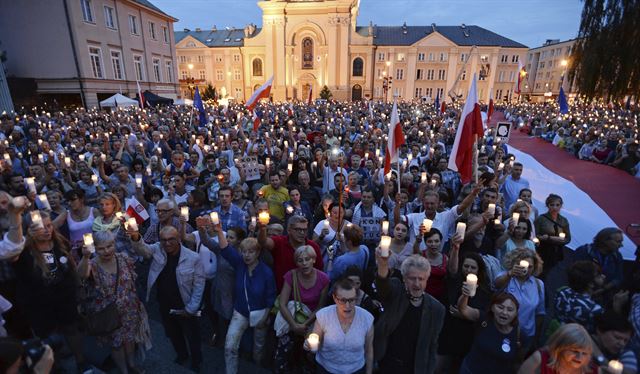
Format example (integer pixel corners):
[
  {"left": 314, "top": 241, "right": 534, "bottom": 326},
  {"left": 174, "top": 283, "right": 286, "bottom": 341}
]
[{"left": 283, "top": 269, "right": 330, "bottom": 311}]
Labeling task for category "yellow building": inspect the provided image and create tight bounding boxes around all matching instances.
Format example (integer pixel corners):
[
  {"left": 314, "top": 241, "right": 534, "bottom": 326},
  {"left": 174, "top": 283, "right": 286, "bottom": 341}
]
[
  {"left": 525, "top": 39, "right": 576, "bottom": 102},
  {"left": 175, "top": 0, "right": 528, "bottom": 103}
]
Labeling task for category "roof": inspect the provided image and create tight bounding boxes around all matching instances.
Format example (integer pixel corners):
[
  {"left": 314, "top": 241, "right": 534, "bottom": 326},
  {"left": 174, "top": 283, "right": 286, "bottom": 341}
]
[
  {"left": 128, "top": 0, "right": 177, "bottom": 21},
  {"left": 357, "top": 24, "right": 527, "bottom": 48},
  {"left": 174, "top": 28, "right": 262, "bottom": 47},
  {"left": 528, "top": 38, "right": 577, "bottom": 51}
]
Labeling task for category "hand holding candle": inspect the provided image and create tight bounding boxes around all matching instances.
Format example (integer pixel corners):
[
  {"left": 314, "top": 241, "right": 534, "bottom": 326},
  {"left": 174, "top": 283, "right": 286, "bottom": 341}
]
[
  {"left": 512, "top": 212, "right": 520, "bottom": 223},
  {"left": 465, "top": 274, "right": 478, "bottom": 297},
  {"left": 83, "top": 233, "right": 95, "bottom": 254},
  {"left": 25, "top": 177, "right": 36, "bottom": 194},
  {"left": 422, "top": 218, "right": 433, "bottom": 233},
  {"left": 258, "top": 211, "right": 270, "bottom": 225},
  {"left": 181, "top": 206, "right": 189, "bottom": 220},
  {"left": 37, "top": 194, "right": 51, "bottom": 211},
  {"left": 379, "top": 236, "right": 392, "bottom": 257},
  {"left": 126, "top": 217, "right": 138, "bottom": 232},
  {"left": 487, "top": 203, "right": 496, "bottom": 216},
  {"left": 456, "top": 222, "right": 466, "bottom": 238},
  {"left": 210, "top": 212, "right": 220, "bottom": 225},
  {"left": 306, "top": 333, "right": 320, "bottom": 353},
  {"left": 608, "top": 360, "right": 623, "bottom": 374},
  {"left": 30, "top": 211, "right": 44, "bottom": 230}
]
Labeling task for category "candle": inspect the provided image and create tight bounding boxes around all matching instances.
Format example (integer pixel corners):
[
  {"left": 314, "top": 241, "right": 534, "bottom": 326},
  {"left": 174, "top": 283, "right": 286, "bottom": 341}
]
[
  {"left": 494, "top": 218, "right": 501, "bottom": 225},
  {"left": 91, "top": 174, "right": 98, "bottom": 184},
  {"left": 608, "top": 360, "right": 623, "bottom": 374},
  {"left": 64, "top": 156, "right": 71, "bottom": 167},
  {"left": 322, "top": 220, "right": 330, "bottom": 230},
  {"left": 126, "top": 218, "right": 138, "bottom": 231},
  {"left": 250, "top": 216, "right": 257, "bottom": 227},
  {"left": 465, "top": 273, "right": 478, "bottom": 297},
  {"left": 181, "top": 206, "right": 189, "bottom": 220},
  {"left": 381, "top": 220, "right": 389, "bottom": 235},
  {"left": 519, "top": 260, "right": 529, "bottom": 269},
  {"left": 79, "top": 154, "right": 85, "bottom": 162},
  {"left": 100, "top": 154, "right": 106, "bottom": 162},
  {"left": 210, "top": 211, "right": 220, "bottom": 225},
  {"left": 509, "top": 160, "right": 514, "bottom": 168},
  {"left": 25, "top": 177, "right": 36, "bottom": 194},
  {"left": 456, "top": 222, "right": 467, "bottom": 238},
  {"left": 258, "top": 211, "right": 270, "bottom": 225},
  {"left": 30, "top": 211, "right": 44, "bottom": 229},
  {"left": 498, "top": 162, "right": 504, "bottom": 171},
  {"left": 38, "top": 154, "right": 44, "bottom": 163},
  {"left": 421, "top": 172, "right": 427, "bottom": 183},
  {"left": 115, "top": 212, "right": 123, "bottom": 219},
  {"left": 533, "top": 237, "right": 540, "bottom": 245},
  {"left": 380, "top": 235, "right": 392, "bottom": 257},
  {"left": 311, "top": 161, "right": 317, "bottom": 171},
  {"left": 287, "top": 163, "right": 293, "bottom": 172},
  {"left": 422, "top": 218, "right": 433, "bottom": 233},
  {"left": 286, "top": 205, "right": 294, "bottom": 214},
  {"left": 37, "top": 194, "right": 51, "bottom": 210},
  {"left": 265, "top": 158, "right": 271, "bottom": 168},
  {"left": 135, "top": 174, "right": 143, "bottom": 188},
  {"left": 307, "top": 333, "right": 320, "bottom": 353},
  {"left": 512, "top": 212, "right": 520, "bottom": 223},
  {"left": 487, "top": 203, "right": 496, "bottom": 216},
  {"left": 559, "top": 232, "right": 566, "bottom": 239},
  {"left": 3, "top": 153, "right": 10, "bottom": 162},
  {"left": 83, "top": 233, "right": 95, "bottom": 253},
  {"left": 430, "top": 179, "right": 437, "bottom": 187}
]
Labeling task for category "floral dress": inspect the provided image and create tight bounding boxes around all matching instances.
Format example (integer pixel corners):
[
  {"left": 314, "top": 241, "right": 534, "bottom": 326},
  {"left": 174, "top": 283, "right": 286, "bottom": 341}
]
[{"left": 87, "top": 253, "right": 152, "bottom": 349}]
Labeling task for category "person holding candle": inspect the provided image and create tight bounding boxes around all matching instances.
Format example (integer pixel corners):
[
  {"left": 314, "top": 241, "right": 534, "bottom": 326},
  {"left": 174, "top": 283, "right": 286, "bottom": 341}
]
[
  {"left": 258, "top": 173, "right": 289, "bottom": 222},
  {"left": 534, "top": 194, "right": 571, "bottom": 279},
  {"left": 143, "top": 199, "right": 194, "bottom": 244},
  {"left": 494, "top": 248, "right": 546, "bottom": 352},
  {"left": 283, "top": 187, "right": 313, "bottom": 231},
  {"left": 590, "top": 310, "right": 638, "bottom": 374},
  {"left": 52, "top": 188, "right": 97, "bottom": 261},
  {"left": 498, "top": 162, "right": 529, "bottom": 212},
  {"left": 518, "top": 323, "right": 598, "bottom": 374},
  {"left": 0, "top": 192, "right": 27, "bottom": 260},
  {"left": 503, "top": 200, "right": 536, "bottom": 239},
  {"left": 413, "top": 228, "right": 450, "bottom": 303},
  {"left": 495, "top": 218, "right": 536, "bottom": 263},
  {"left": 457, "top": 292, "right": 522, "bottom": 374},
  {"left": 77, "top": 231, "right": 151, "bottom": 374},
  {"left": 304, "top": 277, "right": 374, "bottom": 374},
  {"left": 211, "top": 186, "right": 247, "bottom": 232},
  {"left": 387, "top": 222, "right": 415, "bottom": 274},
  {"left": 313, "top": 202, "right": 351, "bottom": 269}
]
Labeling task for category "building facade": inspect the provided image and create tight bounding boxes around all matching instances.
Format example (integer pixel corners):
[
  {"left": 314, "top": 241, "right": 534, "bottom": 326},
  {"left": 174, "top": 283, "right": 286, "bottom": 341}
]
[
  {"left": 0, "top": 0, "right": 179, "bottom": 108},
  {"left": 525, "top": 38, "right": 576, "bottom": 102},
  {"left": 175, "top": 0, "right": 528, "bottom": 103}
]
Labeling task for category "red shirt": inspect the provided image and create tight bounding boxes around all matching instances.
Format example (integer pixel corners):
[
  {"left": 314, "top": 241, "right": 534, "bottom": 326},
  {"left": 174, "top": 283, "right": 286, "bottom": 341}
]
[{"left": 271, "top": 235, "right": 324, "bottom": 292}]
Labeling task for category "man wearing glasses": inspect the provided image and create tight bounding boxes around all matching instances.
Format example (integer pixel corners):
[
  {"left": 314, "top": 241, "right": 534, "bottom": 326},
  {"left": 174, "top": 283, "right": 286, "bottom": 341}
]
[
  {"left": 143, "top": 199, "right": 194, "bottom": 244},
  {"left": 128, "top": 225, "right": 206, "bottom": 372}
]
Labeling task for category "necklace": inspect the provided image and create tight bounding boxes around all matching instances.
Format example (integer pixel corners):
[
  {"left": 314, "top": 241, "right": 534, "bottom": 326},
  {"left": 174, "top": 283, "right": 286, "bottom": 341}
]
[{"left": 407, "top": 291, "right": 423, "bottom": 303}]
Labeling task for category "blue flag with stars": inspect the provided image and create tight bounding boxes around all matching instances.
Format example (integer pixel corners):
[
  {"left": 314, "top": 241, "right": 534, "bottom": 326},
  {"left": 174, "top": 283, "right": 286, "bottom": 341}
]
[
  {"left": 558, "top": 86, "right": 569, "bottom": 114},
  {"left": 434, "top": 91, "right": 440, "bottom": 113},
  {"left": 193, "top": 86, "right": 207, "bottom": 126}
]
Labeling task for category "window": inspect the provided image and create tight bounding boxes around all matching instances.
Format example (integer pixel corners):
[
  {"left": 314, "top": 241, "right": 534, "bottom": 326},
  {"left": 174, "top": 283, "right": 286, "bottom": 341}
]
[
  {"left": 252, "top": 58, "right": 263, "bottom": 76},
  {"left": 549, "top": 49, "right": 555, "bottom": 57},
  {"left": 461, "top": 69, "right": 466, "bottom": 80},
  {"left": 216, "top": 69, "right": 223, "bottom": 81},
  {"left": 110, "top": 50, "right": 124, "bottom": 80},
  {"left": 501, "top": 55, "right": 508, "bottom": 63},
  {"left": 148, "top": 22, "right": 156, "bottom": 40},
  {"left": 215, "top": 55, "right": 223, "bottom": 63},
  {"left": 129, "top": 15, "right": 138, "bottom": 35},
  {"left": 439, "top": 52, "right": 447, "bottom": 62},
  {"left": 437, "top": 69, "right": 446, "bottom": 80},
  {"left": 535, "top": 83, "right": 540, "bottom": 90},
  {"left": 428, "top": 53, "right": 434, "bottom": 61},
  {"left": 81, "top": 0, "right": 94, "bottom": 22},
  {"left": 165, "top": 61, "right": 173, "bottom": 82},
  {"left": 393, "top": 87, "right": 402, "bottom": 97},
  {"left": 235, "top": 88, "right": 242, "bottom": 99},
  {"left": 509, "top": 71, "right": 516, "bottom": 82},
  {"left": 375, "top": 86, "right": 380, "bottom": 97},
  {"left": 199, "top": 70, "right": 206, "bottom": 80},
  {"left": 395, "top": 69, "right": 404, "bottom": 80},
  {"left": 233, "top": 54, "right": 240, "bottom": 62},
  {"left": 104, "top": 6, "right": 116, "bottom": 29},
  {"left": 425, "top": 88, "right": 433, "bottom": 97},
  {"left": 495, "top": 89, "right": 503, "bottom": 100},
  {"left": 352, "top": 58, "right": 364, "bottom": 77},
  {"left": 88, "top": 47, "right": 103, "bottom": 78},
  {"left": 511, "top": 55, "right": 519, "bottom": 63},
  {"left": 426, "top": 69, "right": 434, "bottom": 80},
  {"left": 396, "top": 53, "right": 405, "bottom": 62},
  {"left": 416, "top": 69, "right": 423, "bottom": 80},
  {"left": 133, "top": 55, "right": 144, "bottom": 80},
  {"left": 179, "top": 55, "right": 187, "bottom": 63},
  {"left": 460, "top": 53, "right": 468, "bottom": 62},
  {"left": 152, "top": 58, "right": 161, "bottom": 82},
  {"left": 437, "top": 88, "right": 444, "bottom": 97},
  {"left": 234, "top": 69, "right": 240, "bottom": 80},
  {"left": 377, "top": 52, "right": 385, "bottom": 61},
  {"left": 418, "top": 53, "right": 425, "bottom": 62},
  {"left": 566, "top": 46, "right": 572, "bottom": 55},
  {"left": 197, "top": 55, "right": 204, "bottom": 63},
  {"left": 302, "top": 37, "right": 313, "bottom": 69},
  {"left": 498, "top": 71, "right": 505, "bottom": 82},
  {"left": 415, "top": 87, "right": 423, "bottom": 97},
  {"left": 181, "top": 70, "right": 187, "bottom": 80},
  {"left": 162, "top": 26, "right": 169, "bottom": 43},
  {"left": 548, "top": 60, "right": 553, "bottom": 68},
  {"left": 377, "top": 69, "right": 382, "bottom": 79}
]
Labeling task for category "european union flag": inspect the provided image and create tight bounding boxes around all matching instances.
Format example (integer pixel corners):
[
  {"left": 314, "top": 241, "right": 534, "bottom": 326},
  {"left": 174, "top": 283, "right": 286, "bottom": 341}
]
[
  {"left": 434, "top": 91, "right": 440, "bottom": 113},
  {"left": 558, "top": 86, "right": 569, "bottom": 114},
  {"left": 193, "top": 87, "right": 207, "bottom": 126}
]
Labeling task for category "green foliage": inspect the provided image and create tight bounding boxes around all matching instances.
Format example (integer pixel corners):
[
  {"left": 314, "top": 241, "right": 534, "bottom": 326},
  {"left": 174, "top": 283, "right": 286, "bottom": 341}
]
[
  {"left": 319, "top": 85, "right": 332, "bottom": 100},
  {"left": 570, "top": 0, "right": 640, "bottom": 100},
  {"left": 202, "top": 83, "right": 217, "bottom": 101}
]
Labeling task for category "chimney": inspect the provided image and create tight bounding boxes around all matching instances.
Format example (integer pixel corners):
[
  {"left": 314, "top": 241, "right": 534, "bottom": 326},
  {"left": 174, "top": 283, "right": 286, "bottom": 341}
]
[
  {"left": 431, "top": 23, "right": 436, "bottom": 32},
  {"left": 368, "top": 21, "right": 373, "bottom": 36}
]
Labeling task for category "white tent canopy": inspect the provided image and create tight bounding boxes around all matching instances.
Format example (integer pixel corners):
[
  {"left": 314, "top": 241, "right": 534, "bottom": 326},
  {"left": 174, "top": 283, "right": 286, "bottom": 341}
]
[{"left": 100, "top": 93, "right": 139, "bottom": 108}]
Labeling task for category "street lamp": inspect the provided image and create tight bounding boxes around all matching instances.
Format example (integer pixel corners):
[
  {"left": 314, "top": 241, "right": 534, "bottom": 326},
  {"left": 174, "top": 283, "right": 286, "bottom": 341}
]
[
  {"left": 383, "top": 61, "right": 392, "bottom": 102},
  {"left": 560, "top": 59, "right": 569, "bottom": 93},
  {"left": 187, "top": 63, "right": 195, "bottom": 99}
]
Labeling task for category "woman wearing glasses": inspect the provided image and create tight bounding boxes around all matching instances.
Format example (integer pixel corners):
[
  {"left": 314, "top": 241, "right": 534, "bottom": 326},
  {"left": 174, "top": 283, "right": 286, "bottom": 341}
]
[{"left": 305, "top": 278, "right": 374, "bottom": 374}]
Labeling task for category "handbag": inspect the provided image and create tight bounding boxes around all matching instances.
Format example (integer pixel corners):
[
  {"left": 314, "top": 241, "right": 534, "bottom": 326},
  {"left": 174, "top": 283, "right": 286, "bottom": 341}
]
[
  {"left": 244, "top": 273, "right": 268, "bottom": 327},
  {"left": 85, "top": 257, "right": 122, "bottom": 336},
  {"left": 291, "top": 270, "right": 310, "bottom": 324}
]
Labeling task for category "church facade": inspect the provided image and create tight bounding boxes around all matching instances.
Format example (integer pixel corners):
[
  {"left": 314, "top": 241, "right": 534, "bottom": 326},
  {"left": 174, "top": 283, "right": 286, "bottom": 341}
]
[{"left": 175, "top": 0, "right": 528, "bottom": 103}]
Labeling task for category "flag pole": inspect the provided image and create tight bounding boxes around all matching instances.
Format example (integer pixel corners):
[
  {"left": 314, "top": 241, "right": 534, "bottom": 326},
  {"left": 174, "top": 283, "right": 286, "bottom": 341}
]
[
  {"left": 397, "top": 159, "right": 401, "bottom": 193},
  {"left": 473, "top": 134, "right": 478, "bottom": 184}
]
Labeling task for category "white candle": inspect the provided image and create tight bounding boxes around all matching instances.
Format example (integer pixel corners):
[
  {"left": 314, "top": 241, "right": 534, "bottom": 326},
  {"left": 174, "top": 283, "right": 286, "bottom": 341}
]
[
  {"left": 181, "top": 206, "right": 189, "bottom": 220},
  {"left": 307, "top": 333, "right": 320, "bottom": 353},
  {"left": 115, "top": 212, "right": 123, "bottom": 219},
  {"left": 265, "top": 158, "right": 271, "bottom": 168},
  {"left": 559, "top": 232, "right": 566, "bottom": 239},
  {"left": 466, "top": 273, "right": 478, "bottom": 297},
  {"left": 311, "top": 161, "right": 317, "bottom": 171},
  {"left": 37, "top": 194, "right": 51, "bottom": 210},
  {"left": 323, "top": 220, "right": 330, "bottom": 230},
  {"left": 100, "top": 154, "right": 106, "bottom": 162},
  {"left": 38, "top": 154, "right": 44, "bottom": 163},
  {"left": 79, "top": 154, "right": 85, "bottom": 162},
  {"left": 83, "top": 233, "right": 95, "bottom": 253},
  {"left": 210, "top": 211, "right": 220, "bottom": 225},
  {"left": 421, "top": 172, "right": 427, "bottom": 183},
  {"left": 498, "top": 162, "right": 505, "bottom": 171},
  {"left": 286, "top": 205, "right": 294, "bottom": 214},
  {"left": 258, "top": 211, "right": 270, "bottom": 225},
  {"left": 512, "top": 212, "right": 520, "bottom": 222},
  {"left": 126, "top": 218, "right": 138, "bottom": 231},
  {"left": 64, "top": 156, "right": 71, "bottom": 167},
  {"left": 494, "top": 218, "right": 501, "bottom": 225},
  {"left": 422, "top": 218, "right": 433, "bottom": 233},
  {"left": 30, "top": 211, "right": 44, "bottom": 229},
  {"left": 91, "top": 174, "right": 98, "bottom": 184},
  {"left": 430, "top": 179, "right": 437, "bottom": 187},
  {"left": 456, "top": 222, "right": 467, "bottom": 238},
  {"left": 608, "top": 360, "right": 623, "bottom": 374},
  {"left": 135, "top": 174, "right": 143, "bottom": 188},
  {"left": 519, "top": 260, "right": 529, "bottom": 269},
  {"left": 380, "top": 235, "right": 392, "bottom": 257},
  {"left": 287, "top": 163, "right": 293, "bottom": 172},
  {"left": 25, "top": 177, "right": 36, "bottom": 194},
  {"left": 381, "top": 220, "right": 389, "bottom": 235},
  {"left": 250, "top": 216, "right": 257, "bottom": 227},
  {"left": 487, "top": 203, "right": 496, "bottom": 216},
  {"left": 3, "top": 153, "right": 10, "bottom": 162},
  {"left": 533, "top": 237, "right": 540, "bottom": 245}
]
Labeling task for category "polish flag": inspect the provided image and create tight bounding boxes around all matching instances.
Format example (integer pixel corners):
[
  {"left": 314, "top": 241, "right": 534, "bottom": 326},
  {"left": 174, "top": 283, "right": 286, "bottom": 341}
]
[
  {"left": 288, "top": 102, "right": 294, "bottom": 117},
  {"left": 307, "top": 86, "right": 313, "bottom": 105},
  {"left": 246, "top": 76, "right": 273, "bottom": 111},
  {"left": 252, "top": 109, "right": 261, "bottom": 132},
  {"left": 515, "top": 61, "right": 525, "bottom": 94},
  {"left": 125, "top": 196, "right": 149, "bottom": 224},
  {"left": 487, "top": 98, "right": 494, "bottom": 122},
  {"left": 383, "top": 99, "right": 405, "bottom": 175},
  {"left": 136, "top": 80, "right": 145, "bottom": 108},
  {"left": 440, "top": 101, "right": 446, "bottom": 115},
  {"left": 448, "top": 74, "right": 484, "bottom": 184}
]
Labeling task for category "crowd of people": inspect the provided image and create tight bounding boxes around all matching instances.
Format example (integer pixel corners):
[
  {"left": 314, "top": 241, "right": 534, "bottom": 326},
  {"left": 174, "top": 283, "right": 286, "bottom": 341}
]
[{"left": 0, "top": 98, "right": 638, "bottom": 374}]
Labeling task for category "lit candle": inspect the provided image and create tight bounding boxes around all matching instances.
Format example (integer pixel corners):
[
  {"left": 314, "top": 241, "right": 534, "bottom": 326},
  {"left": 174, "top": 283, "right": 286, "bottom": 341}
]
[
  {"left": 79, "top": 154, "right": 85, "bottom": 162},
  {"left": 181, "top": 206, "right": 189, "bottom": 220},
  {"left": 498, "top": 162, "right": 504, "bottom": 171},
  {"left": 430, "top": 179, "right": 437, "bottom": 187},
  {"left": 421, "top": 172, "right": 427, "bottom": 183},
  {"left": 322, "top": 220, "right": 330, "bottom": 230},
  {"left": 381, "top": 220, "right": 389, "bottom": 235},
  {"left": 487, "top": 203, "right": 496, "bottom": 216},
  {"left": 287, "top": 163, "right": 293, "bottom": 172},
  {"left": 286, "top": 205, "right": 294, "bottom": 214},
  {"left": 533, "top": 237, "right": 540, "bottom": 245},
  {"left": 30, "top": 211, "right": 44, "bottom": 229},
  {"left": 258, "top": 211, "right": 270, "bottom": 225},
  {"left": 456, "top": 222, "right": 467, "bottom": 238},
  {"left": 422, "top": 218, "right": 433, "bottom": 233},
  {"left": 91, "top": 174, "right": 98, "bottom": 184},
  {"left": 126, "top": 217, "right": 138, "bottom": 231},
  {"left": 608, "top": 360, "right": 623, "bottom": 374},
  {"left": 115, "top": 212, "right": 123, "bottom": 219},
  {"left": 512, "top": 212, "right": 520, "bottom": 222},
  {"left": 83, "top": 233, "right": 95, "bottom": 253},
  {"left": 135, "top": 174, "right": 143, "bottom": 188},
  {"left": 38, "top": 154, "right": 44, "bottom": 163},
  {"left": 519, "top": 260, "right": 529, "bottom": 269},
  {"left": 494, "top": 218, "right": 501, "bottom": 225},
  {"left": 465, "top": 273, "right": 478, "bottom": 297},
  {"left": 210, "top": 211, "right": 220, "bottom": 225},
  {"left": 3, "top": 153, "right": 10, "bottom": 162},
  {"left": 307, "top": 333, "right": 320, "bottom": 353},
  {"left": 100, "top": 154, "right": 106, "bottom": 162},
  {"left": 64, "top": 157, "right": 71, "bottom": 167},
  {"left": 25, "top": 177, "right": 36, "bottom": 194},
  {"left": 250, "top": 216, "right": 257, "bottom": 227},
  {"left": 380, "top": 235, "right": 392, "bottom": 257},
  {"left": 37, "top": 194, "right": 51, "bottom": 210},
  {"left": 265, "top": 158, "right": 271, "bottom": 168},
  {"left": 559, "top": 232, "right": 566, "bottom": 239}
]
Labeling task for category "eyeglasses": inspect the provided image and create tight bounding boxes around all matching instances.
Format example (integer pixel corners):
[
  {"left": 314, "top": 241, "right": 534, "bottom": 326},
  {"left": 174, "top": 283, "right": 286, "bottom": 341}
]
[
  {"left": 160, "top": 237, "right": 179, "bottom": 244},
  {"left": 157, "top": 209, "right": 174, "bottom": 213},
  {"left": 334, "top": 297, "right": 357, "bottom": 305},
  {"left": 290, "top": 227, "right": 308, "bottom": 233}
]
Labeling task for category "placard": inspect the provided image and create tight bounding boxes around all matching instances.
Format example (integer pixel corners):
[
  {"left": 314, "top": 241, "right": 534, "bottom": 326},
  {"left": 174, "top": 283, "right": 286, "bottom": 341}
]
[
  {"left": 242, "top": 156, "right": 261, "bottom": 181},
  {"left": 495, "top": 122, "right": 512, "bottom": 142}
]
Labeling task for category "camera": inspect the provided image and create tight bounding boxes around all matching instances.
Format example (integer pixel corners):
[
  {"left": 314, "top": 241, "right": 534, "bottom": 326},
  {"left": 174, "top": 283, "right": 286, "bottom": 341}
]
[{"left": 21, "top": 334, "right": 64, "bottom": 369}]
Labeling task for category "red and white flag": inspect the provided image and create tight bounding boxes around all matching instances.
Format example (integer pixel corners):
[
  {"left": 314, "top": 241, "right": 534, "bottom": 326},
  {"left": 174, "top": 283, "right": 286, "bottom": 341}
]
[
  {"left": 307, "top": 86, "right": 313, "bottom": 105},
  {"left": 487, "top": 98, "right": 494, "bottom": 122},
  {"left": 515, "top": 61, "right": 525, "bottom": 94},
  {"left": 136, "top": 80, "right": 145, "bottom": 108},
  {"left": 288, "top": 102, "right": 294, "bottom": 117},
  {"left": 383, "top": 98, "right": 405, "bottom": 175},
  {"left": 125, "top": 196, "right": 149, "bottom": 224},
  {"left": 252, "top": 109, "right": 261, "bottom": 132},
  {"left": 440, "top": 101, "right": 447, "bottom": 115},
  {"left": 448, "top": 74, "right": 484, "bottom": 184},
  {"left": 246, "top": 75, "right": 273, "bottom": 111}
]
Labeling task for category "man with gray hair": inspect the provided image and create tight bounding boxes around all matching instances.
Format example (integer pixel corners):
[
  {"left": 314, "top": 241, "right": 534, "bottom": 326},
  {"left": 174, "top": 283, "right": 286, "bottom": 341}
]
[
  {"left": 573, "top": 227, "right": 625, "bottom": 295},
  {"left": 143, "top": 198, "right": 194, "bottom": 244}
]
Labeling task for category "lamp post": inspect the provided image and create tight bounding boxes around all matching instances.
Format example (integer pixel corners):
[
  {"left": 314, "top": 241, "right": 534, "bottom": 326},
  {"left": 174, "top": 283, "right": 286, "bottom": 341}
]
[
  {"left": 187, "top": 63, "right": 195, "bottom": 99},
  {"left": 560, "top": 59, "right": 569, "bottom": 94},
  {"left": 382, "top": 61, "right": 392, "bottom": 102}
]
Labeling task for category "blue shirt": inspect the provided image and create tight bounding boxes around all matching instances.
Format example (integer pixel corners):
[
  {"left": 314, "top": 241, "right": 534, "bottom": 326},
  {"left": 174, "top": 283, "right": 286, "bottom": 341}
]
[
  {"left": 500, "top": 273, "right": 545, "bottom": 338},
  {"left": 213, "top": 204, "right": 247, "bottom": 231},
  {"left": 329, "top": 246, "right": 369, "bottom": 281},
  {"left": 221, "top": 244, "right": 276, "bottom": 318},
  {"left": 573, "top": 244, "right": 624, "bottom": 288}
]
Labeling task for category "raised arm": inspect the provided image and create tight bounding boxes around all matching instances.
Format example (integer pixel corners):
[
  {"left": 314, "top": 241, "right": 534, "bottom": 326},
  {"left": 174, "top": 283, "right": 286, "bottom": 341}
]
[
  {"left": 126, "top": 226, "right": 153, "bottom": 259},
  {"left": 257, "top": 222, "right": 275, "bottom": 251}
]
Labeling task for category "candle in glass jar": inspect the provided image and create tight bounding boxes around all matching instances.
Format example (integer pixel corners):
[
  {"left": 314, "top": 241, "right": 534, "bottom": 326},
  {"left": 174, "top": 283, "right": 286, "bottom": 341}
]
[
  {"left": 258, "top": 211, "right": 270, "bottom": 225},
  {"left": 380, "top": 236, "right": 392, "bottom": 257},
  {"left": 512, "top": 212, "right": 520, "bottom": 222},
  {"left": 465, "top": 273, "right": 478, "bottom": 297},
  {"left": 30, "top": 211, "right": 44, "bottom": 229},
  {"left": 37, "top": 194, "right": 51, "bottom": 210},
  {"left": 181, "top": 206, "right": 189, "bottom": 220},
  {"left": 608, "top": 360, "right": 623, "bottom": 374},
  {"left": 559, "top": 232, "right": 566, "bottom": 239},
  {"left": 25, "top": 177, "right": 36, "bottom": 194},
  {"left": 64, "top": 156, "right": 71, "bottom": 167},
  {"left": 422, "top": 218, "right": 433, "bottom": 233},
  {"left": 487, "top": 203, "right": 496, "bottom": 215},
  {"left": 381, "top": 220, "right": 389, "bottom": 235},
  {"left": 126, "top": 218, "right": 138, "bottom": 231},
  {"left": 307, "top": 333, "right": 320, "bottom": 353},
  {"left": 83, "top": 233, "right": 95, "bottom": 253},
  {"left": 519, "top": 260, "right": 529, "bottom": 269},
  {"left": 421, "top": 172, "right": 427, "bottom": 183},
  {"left": 456, "top": 222, "right": 467, "bottom": 238},
  {"left": 135, "top": 174, "right": 143, "bottom": 188},
  {"left": 210, "top": 212, "right": 220, "bottom": 225}
]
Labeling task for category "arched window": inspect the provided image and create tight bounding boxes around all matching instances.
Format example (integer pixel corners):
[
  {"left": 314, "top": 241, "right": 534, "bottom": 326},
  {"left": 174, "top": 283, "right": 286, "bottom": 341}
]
[
  {"left": 352, "top": 57, "right": 364, "bottom": 77},
  {"left": 252, "top": 58, "right": 263, "bottom": 76},
  {"left": 302, "top": 37, "right": 313, "bottom": 69}
]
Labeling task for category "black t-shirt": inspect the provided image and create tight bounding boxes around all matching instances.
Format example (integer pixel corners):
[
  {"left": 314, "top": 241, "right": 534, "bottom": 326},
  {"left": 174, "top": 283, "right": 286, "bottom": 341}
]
[
  {"left": 381, "top": 301, "right": 422, "bottom": 372},
  {"left": 156, "top": 250, "right": 184, "bottom": 311}
]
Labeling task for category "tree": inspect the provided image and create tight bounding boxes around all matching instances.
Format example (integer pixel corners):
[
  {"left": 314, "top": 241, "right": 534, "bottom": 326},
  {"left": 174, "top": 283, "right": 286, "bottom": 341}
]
[
  {"left": 569, "top": 0, "right": 640, "bottom": 101},
  {"left": 319, "top": 85, "right": 332, "bottom": 100},
  {"left": 202, "top": 83, "right": 217, "bottom": 101}
]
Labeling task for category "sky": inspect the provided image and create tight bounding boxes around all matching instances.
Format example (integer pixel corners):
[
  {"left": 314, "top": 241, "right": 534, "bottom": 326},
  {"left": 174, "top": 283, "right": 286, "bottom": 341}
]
[{"left": 153, "top": 0, "right": 583, "bottom": 48}]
